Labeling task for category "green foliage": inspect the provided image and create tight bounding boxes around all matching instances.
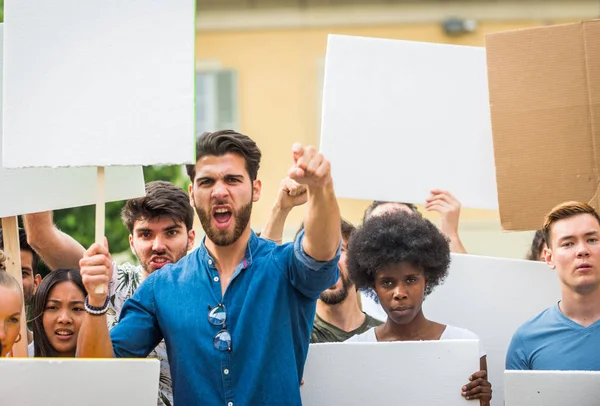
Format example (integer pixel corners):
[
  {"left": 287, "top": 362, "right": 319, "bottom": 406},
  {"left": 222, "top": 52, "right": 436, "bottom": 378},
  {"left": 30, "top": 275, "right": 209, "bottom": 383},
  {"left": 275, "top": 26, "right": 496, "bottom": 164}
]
[{"left": 51, "top": 165, "right": 190, "bottom": 256}]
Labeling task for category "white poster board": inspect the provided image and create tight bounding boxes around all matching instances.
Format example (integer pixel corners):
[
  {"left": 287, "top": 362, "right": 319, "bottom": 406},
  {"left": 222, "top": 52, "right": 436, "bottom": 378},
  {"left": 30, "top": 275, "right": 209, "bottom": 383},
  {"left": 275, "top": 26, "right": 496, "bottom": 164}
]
[
  {"left": 3, "top": 0, "right": 196, "bottom": 168},
  {"left": 422, "top": 254, "right": 560, "bottom": 406},
  {"left": 320, "top": 34, "right": 497, "bottom": 209},
  {"left": 301, "top": 340, "right": 479, "bottom": 405},
  {"left": 0, "top": 359, "right": 160, "bottom": 406},
  {"left": 505, "top": 371, "right": 600, "bottom": 406},
  {"left": 0, "top": 25, "right": 144, "bottom": 216}
]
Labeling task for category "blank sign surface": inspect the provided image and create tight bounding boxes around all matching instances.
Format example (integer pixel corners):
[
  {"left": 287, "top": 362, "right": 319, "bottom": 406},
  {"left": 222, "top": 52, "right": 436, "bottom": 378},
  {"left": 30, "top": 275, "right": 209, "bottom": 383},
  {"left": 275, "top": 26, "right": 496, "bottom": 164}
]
[
  {"left": 423, "top": 254, "right": 560, "bottom": 406},
  {"left": 301, "top": 340, "right": 478, "bottom": 405},
  {"left": 320, "top": 34, "right": 497, "bottom": 209},
  {"left": 3, "top": 0, "right": 195, "bottom": 168},
  {"left": 505, "top": 371, "right": 600, "bottom": 406},
  {"left": 0, "top": 359, "right": 160, "bottom": 406},
  {"left": 0, "top": 25, "right": 145, "bottom": 216}
]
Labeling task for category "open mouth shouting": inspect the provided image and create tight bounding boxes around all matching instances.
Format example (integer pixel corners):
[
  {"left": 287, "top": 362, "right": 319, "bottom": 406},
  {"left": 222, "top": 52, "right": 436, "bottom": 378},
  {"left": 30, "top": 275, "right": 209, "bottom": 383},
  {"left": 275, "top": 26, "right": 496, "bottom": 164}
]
[{"left": 213, "top": 205, "right": 233, "bottom": 230}]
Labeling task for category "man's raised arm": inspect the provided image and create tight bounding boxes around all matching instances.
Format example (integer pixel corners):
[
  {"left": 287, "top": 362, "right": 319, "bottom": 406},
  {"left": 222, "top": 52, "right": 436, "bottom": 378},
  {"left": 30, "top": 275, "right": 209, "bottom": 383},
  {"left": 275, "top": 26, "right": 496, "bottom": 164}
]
[
  {"left": 288, "top": 143, "right": 340, "bottom": 261},
  {"left": 23, "top": 211, "right": 86, "bottom": 270}
]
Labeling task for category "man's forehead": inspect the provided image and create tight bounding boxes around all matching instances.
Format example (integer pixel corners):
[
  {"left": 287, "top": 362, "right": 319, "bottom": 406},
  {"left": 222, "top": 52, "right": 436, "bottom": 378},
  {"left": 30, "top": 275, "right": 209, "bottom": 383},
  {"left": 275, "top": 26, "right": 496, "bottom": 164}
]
[
  {"left": 194, "top": 153, "right": 249, "bottom": 179},
  {"left": 133, "top": 217, "right": 183, "bottom": 230},
  {"left": 552, "top": 213, "right": 600, "bottom": 238}
]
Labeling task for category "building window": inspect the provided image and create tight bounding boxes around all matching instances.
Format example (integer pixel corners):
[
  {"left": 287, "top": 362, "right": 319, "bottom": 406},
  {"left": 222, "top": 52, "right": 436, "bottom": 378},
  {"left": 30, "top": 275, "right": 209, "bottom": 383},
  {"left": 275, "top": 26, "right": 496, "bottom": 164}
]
[{"left": 196, "top": 70, "right": 238, "bottom": 133}]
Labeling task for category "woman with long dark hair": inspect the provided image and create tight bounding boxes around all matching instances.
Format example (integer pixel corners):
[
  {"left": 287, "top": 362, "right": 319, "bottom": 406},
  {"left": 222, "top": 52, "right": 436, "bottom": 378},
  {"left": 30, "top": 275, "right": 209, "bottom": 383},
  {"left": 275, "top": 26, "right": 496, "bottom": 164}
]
[{"left": 31, "top": 269, "right": 86, "bottom": 357}]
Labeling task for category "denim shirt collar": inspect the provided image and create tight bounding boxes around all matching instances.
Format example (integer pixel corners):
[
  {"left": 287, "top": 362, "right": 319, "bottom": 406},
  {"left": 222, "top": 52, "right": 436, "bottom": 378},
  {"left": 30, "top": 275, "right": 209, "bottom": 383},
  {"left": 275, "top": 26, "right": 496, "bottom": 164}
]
[{"left": 196, "top": 230, "right": 257, "bottom": 269}]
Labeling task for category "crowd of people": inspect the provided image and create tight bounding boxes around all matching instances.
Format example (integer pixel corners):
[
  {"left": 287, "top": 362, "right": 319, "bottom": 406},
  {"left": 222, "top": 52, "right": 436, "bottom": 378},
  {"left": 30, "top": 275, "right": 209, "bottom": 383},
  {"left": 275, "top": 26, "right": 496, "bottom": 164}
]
[{"left": 2, "top": 130, "right": 600, "bottom": 406}]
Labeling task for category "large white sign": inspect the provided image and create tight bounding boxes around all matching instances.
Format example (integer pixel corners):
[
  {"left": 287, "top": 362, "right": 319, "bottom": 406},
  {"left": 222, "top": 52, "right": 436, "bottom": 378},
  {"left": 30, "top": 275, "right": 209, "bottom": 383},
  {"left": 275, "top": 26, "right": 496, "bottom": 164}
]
[
  {"left": 2, "top": 0, "right": 196, "bottom": 168},
  {"left": 423, "top": 254, "right": 560, "bottom": 406},
  {"left": 0, "top": 359, "right": 160, "bottom": 406},
  {"left": 505, "top": 371, "right": 600, "bottom": 406},
  {"left": 302, "top": 340, "right": 479, "bottom": 405},
  {"left": 0, "top": 25, "right": 144, "bottom": 217},
  {"left": 320, "top": 34, "right": 497, "bottom": 209}
]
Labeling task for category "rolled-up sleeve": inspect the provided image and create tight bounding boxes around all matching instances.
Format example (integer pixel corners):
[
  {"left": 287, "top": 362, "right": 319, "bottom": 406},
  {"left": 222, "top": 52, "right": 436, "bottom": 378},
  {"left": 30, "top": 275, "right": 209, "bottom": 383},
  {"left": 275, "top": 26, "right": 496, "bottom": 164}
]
[
  {"left": 286, "top": 230, "right": 341, "bottom": 299},
  {"left": 110, "top": 272, "right": 163, "bottom": 359}
]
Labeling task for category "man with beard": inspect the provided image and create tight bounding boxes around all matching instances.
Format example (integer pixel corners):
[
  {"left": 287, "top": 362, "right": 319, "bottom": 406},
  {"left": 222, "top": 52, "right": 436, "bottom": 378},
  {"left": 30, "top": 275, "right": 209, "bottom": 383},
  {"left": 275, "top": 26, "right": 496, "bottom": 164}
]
[
  {"left": 22, "top": 180, "right": 195, "bottom": 406},
  {"left": 77, "top": 130, "right": 341, "bottom": 406},
  {"left": 310, "top": 219, "right": 382, "bottom": 343},
  {"left": 0, "top": 228, "right": 41, "bottom": 356}
]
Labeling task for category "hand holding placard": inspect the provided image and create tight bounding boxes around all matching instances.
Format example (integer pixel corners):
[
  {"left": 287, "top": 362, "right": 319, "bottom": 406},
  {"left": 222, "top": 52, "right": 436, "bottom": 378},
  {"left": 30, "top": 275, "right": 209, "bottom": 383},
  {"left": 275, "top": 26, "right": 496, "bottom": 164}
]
[{"left": 79, "top": 238, "right": 113, "bottom": 307}]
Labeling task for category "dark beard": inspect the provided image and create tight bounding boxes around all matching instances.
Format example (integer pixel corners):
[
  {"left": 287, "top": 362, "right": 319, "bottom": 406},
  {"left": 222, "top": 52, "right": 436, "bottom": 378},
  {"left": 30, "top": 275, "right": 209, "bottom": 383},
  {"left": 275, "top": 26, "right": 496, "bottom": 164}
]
[
  {"left": 197, "top": 200, "right": 253, "bottom": 247},
  {"left": 319, "top": 272, "right": 352, "bottom": 305}
]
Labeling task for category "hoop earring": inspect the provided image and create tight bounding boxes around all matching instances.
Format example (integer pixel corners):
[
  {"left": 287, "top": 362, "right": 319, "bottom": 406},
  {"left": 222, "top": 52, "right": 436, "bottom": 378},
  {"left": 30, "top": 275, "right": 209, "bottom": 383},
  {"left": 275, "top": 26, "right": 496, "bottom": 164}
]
[{"left": 15, "top": 333, "right": 22, "bottom": 343}]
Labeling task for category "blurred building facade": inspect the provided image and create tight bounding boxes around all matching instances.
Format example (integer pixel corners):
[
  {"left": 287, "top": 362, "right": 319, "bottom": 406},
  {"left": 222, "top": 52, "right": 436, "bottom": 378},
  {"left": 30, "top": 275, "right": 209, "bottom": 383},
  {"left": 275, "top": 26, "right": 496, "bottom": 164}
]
[{"left": 194, "top": 0, "right": 599, "bottom": 257}]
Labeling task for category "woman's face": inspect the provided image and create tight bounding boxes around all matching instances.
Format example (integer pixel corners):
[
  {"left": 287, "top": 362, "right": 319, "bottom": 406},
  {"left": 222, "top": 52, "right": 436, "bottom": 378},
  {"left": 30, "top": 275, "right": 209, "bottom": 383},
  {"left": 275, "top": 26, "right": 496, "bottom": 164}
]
[
  {"left": 42, "top": 281, "right": 85, "bottom": 357},
  {"left": 374, "top": 262, "right": 427, "bottom": 325},
  {"left": 0, "top": 285, "right": 23, "bottom": 357}
]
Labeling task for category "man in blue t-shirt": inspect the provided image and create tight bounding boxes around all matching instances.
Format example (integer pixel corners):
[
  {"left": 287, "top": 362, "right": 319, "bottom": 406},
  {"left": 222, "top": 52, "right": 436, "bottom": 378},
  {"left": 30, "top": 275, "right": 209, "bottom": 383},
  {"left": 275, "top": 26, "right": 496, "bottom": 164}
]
[{"left": 506, "top": 201, "right": 600, "bottom": 370}]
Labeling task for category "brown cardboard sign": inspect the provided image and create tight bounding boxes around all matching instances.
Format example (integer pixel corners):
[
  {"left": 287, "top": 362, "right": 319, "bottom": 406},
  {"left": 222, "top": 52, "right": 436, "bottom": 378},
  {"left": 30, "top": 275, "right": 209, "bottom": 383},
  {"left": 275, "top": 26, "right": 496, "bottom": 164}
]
[{"left": 486, "top": 21, "right": 600, "bottom": 231}]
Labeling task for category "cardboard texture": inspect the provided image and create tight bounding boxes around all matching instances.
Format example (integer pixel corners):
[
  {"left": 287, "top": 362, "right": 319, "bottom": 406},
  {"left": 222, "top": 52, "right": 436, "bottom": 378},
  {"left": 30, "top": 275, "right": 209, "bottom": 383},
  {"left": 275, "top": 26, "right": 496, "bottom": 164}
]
[
  {"left": 0, "top": 359, "right": 160, "bottom": 406},
  {"left": 301, "top": 340, "right": 478, "bottom": 405},
  {"left": 422, "top": 253, "right": 561, "bottom": 406},
  {"left": 0, "top": 26, "right": 144, "bottom": 216},
  {"left": 505, "top": 371, "right": 600, "bottom": 406},
  {"left": 2, "top": 0, "right": 195, "bottom": 168},
  {"left": 320, "top": 34, "right": 498, "bottom": 210},
  {"left": 486, "top": 20, "right": 600, "bottom": 231}
]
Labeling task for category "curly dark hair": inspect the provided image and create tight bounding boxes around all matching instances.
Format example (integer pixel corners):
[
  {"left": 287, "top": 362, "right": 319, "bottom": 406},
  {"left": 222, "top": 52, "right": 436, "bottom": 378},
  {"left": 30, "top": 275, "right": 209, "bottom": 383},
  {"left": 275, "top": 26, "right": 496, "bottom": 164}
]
[{"left": 347, "top": 211, "right": 451, "bottom": 297}]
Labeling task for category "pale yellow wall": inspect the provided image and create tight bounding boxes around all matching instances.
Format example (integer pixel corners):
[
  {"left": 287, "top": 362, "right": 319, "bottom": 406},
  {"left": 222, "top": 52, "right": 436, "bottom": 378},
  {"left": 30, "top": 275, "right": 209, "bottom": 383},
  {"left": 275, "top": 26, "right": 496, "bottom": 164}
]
[{"left": 194, "top": 20, "right": 573, "bottom": 258}]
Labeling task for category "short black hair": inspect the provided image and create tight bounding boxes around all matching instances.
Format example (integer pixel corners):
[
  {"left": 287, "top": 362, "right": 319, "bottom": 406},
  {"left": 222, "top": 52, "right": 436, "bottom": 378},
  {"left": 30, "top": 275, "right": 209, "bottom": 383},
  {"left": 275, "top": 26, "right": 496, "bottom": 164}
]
[
  {"left": 0, "top": 227, "right": 40, "bottom": 274},
  {"left": 32, "top": 269, "right": 86, "bottom": 357},
  {"left": 526, "top": 230, "right": 546, "bottom": 261},
  {"left": 121, "top": 181, "right": 194, "bottom": 233},
  {"left": 362, "top": 200, "right": 419, "bottom": 223},
  {"left": 347, "top": 211, "right": 450, "bottom": 297},
  {"left": 186, "top": 130, "right": 262, "bottom": 182}
]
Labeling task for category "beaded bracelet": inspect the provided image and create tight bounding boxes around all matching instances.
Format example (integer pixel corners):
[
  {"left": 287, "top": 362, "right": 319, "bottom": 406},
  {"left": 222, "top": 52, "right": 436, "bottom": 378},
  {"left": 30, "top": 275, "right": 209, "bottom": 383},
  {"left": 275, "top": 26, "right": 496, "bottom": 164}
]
[{"left": 84, "top": 295, "right": 110, "bottom": 316}]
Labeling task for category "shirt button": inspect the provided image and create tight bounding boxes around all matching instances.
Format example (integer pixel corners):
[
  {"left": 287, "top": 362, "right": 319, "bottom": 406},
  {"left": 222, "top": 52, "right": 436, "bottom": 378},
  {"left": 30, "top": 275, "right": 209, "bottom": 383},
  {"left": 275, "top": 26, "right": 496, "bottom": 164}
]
[
  {"left": 223, "top": 369, "right": 229, "bottom": 375},
  {"left": 208, "top": 259, "right": 213, "bottom": 265},
  {"left": 228, "top": 403, "right": 233, "bottom": 406},
  {"left": 213, "top": 276, "right": 219, "bottom": 282}
]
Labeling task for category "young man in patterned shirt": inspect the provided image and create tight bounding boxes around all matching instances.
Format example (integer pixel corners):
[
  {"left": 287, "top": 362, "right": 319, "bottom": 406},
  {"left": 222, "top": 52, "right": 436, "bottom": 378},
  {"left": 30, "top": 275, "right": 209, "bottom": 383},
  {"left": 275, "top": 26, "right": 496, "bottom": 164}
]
[{"left": 23, "top": 180, "right": 195, "bottom": 406}]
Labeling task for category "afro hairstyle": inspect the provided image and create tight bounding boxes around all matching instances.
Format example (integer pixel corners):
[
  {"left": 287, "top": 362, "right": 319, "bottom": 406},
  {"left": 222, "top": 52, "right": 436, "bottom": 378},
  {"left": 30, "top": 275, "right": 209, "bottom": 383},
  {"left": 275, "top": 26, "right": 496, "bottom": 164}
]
[{"left": 347, "top": 210, "right": 451, "bottom": 297}]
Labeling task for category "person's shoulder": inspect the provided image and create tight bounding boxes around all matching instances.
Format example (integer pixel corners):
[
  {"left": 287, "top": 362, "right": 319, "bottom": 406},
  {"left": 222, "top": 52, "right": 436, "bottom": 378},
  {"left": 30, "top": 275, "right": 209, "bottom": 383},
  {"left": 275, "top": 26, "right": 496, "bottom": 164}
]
[
  {"left": 514, "top": 304, "right": 557, "bottom": 337},
  {"left": 116, "top": 261, "right": 143, "bottom": 277},
  {"left": 346, "top": 327, "right": 377, "bottom": 343},
  {"left": 442, "top": 325, "right": 481, "bottom": 340},
  {"left": 365, "top": 314, "right": 384, "bottom": 328}
]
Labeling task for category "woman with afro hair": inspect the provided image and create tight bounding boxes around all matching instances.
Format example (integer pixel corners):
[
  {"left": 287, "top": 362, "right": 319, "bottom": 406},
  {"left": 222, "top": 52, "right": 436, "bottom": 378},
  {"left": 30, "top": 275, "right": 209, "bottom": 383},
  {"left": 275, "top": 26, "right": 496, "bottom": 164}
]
[{"left": 346, "top": 211, "right": 492, "bottom": 405}]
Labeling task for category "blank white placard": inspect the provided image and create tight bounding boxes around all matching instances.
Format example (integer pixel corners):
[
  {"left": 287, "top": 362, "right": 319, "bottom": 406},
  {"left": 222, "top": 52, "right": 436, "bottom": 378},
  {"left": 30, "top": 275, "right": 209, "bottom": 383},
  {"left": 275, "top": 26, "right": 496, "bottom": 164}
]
[
  {"left": 0, "top": 25, "right": 144, "bottom": 216},
  {"left": 320, "top": 34, "right": 497, "bottom": 209},
  {"left": 0, "top": 359, "right": 160, "bottom": 406},
  {"left": 423, "top": 254, "right": 560, "bottom": 406},
  {"left": 3, "top": 0, "right": 195, "bottom": 168},
  {"left": 504, "top": 371, "right": 600, "bottom": 406},
  {"left": 301, "top": 340, "right": 478, "bottom": 405}
]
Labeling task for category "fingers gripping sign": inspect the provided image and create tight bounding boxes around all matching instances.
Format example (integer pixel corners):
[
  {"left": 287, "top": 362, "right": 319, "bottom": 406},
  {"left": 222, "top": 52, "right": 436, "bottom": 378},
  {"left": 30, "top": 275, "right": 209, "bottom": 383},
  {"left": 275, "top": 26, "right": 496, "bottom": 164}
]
[
  {"left": 79, "top": 238, "right": 113, "bottom": 307},
  {"left": 461, "top": 369, "right": 492, "bottom": 405},
  {"left": 288, "top": 143, "right": 332, "bottom": 188}
]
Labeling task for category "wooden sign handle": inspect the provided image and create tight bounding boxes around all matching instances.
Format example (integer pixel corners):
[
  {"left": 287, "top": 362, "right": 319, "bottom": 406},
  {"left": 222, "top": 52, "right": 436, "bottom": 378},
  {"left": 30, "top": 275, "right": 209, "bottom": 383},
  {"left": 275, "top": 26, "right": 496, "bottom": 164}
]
[
  {"left": 94, "top": 167, "right": 106, "bottom": 295},
  {"left": 1, "top": 216, "right": 28, "bottom": 357}
]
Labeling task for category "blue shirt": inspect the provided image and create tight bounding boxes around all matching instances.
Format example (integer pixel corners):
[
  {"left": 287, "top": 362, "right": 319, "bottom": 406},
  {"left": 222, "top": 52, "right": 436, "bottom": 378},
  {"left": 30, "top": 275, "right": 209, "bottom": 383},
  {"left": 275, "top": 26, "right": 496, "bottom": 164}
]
[
  {"left": 506, "top": 302, "right": 600, "bottom": 370},
  {"left": 110, "top": 230, "right": 339, "bottom": 406}
]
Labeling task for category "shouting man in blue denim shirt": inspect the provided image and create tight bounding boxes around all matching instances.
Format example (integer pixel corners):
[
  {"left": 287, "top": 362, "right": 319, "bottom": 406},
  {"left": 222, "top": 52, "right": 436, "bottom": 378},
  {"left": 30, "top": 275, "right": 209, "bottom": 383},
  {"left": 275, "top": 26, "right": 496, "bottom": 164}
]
[{"left": 77, "top": 130, "right": 341, "bottom": 406}]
